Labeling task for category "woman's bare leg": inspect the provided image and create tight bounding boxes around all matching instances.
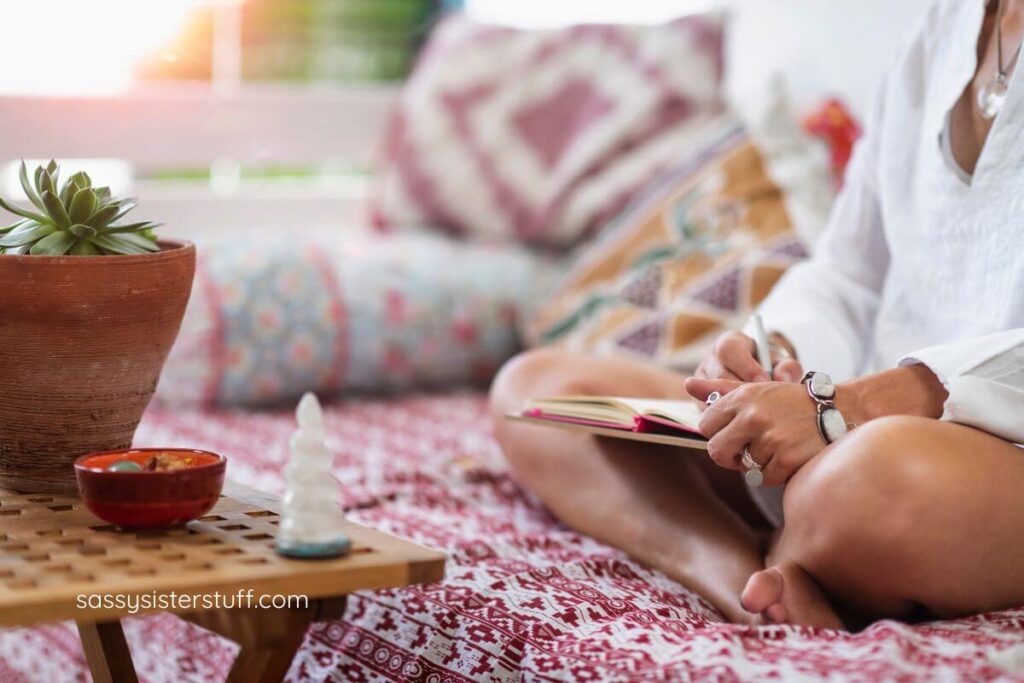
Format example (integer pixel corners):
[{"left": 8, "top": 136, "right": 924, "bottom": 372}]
[
  {"left": 744, "top": 416, "right": 1024, "bottom": 627},
  {"left": 490, "top": 349, "right": 767, "bottom": 623}
]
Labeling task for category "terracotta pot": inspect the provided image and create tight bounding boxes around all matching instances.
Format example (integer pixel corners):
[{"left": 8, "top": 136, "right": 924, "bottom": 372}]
[{"left": 0, "top": 241, "right": 195, "bottom": 492}]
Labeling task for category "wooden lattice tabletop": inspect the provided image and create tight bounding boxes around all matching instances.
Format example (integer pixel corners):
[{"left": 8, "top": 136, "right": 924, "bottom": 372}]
[{"left": 0, "top": 482, "right": 446, "bottom": 682}]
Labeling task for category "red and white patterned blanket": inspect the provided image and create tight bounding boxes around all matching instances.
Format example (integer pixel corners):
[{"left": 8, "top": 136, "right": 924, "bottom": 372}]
[{"left": 1, "top": 393, "right": 1021, "bottom": 682}]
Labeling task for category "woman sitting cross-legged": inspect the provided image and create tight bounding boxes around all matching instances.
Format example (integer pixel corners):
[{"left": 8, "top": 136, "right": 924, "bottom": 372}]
[{"left": 489, "top": 0, "right": 1024, "bottom": 629}]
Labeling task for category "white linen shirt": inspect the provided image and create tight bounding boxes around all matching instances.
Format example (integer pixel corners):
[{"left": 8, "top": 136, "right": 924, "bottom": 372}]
[{"left": 755, "top": 0, "right": 1024, "bottom": 444}]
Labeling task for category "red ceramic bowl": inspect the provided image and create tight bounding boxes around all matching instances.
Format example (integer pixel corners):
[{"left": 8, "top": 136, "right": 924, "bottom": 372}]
[{"left": 75, "top": 449, "right": 226, "bottom": 530}]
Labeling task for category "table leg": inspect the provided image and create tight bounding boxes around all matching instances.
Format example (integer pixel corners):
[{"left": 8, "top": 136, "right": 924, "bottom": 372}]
[
  {"left": 183, "top": 597, "right": 347, "bottom": 683},
  {"left": 76, "top": 619, "right": 139, "bottom": 683}
]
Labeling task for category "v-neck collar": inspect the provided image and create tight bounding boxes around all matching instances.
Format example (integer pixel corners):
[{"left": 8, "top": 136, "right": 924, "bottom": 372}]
[{"left": 936, "top": 0, "right": 1024, "bottom": 189}]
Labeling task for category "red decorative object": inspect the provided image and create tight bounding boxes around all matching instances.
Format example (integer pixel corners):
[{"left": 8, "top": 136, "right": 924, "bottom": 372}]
[
  {"left": 803, "top": 98, "right": 863, "bottom": 187},
  {"left": 75, "top": 448, "right": 225, "bottom": 529}
]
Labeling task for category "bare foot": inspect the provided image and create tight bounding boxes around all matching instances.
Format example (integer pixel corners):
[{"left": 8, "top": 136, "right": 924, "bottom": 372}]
[{"left": 741, "top": 563, "right": 845, "bottom": 629}]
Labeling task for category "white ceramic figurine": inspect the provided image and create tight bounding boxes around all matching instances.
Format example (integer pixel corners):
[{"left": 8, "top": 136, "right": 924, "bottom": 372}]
[{"left": 276, "top": 392, "right": 351, "bottom": 559}]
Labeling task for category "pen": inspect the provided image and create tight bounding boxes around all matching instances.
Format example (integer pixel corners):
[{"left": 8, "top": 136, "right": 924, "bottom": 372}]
[{"left": 751, "top": 313, "right": 773, "bottom": 380}]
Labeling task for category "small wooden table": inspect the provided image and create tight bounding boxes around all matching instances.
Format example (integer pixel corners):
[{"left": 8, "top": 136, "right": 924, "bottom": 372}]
[{"left": 0, "top": 482, "right": 445, "bottom": 682}]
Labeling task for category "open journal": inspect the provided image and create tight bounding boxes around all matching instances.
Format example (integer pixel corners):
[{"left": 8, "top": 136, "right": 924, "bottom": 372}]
[{"left": 507, "top": 396, "right": 709, "bottom": 450}]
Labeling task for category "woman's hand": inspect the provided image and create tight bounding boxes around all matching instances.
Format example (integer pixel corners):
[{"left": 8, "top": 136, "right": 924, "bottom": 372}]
[
  {"left": 684, "top": 377, "right": 825, "bottom": 486},
  {"left": 694, "top": 331, "right": 803, "bottom": 383}
]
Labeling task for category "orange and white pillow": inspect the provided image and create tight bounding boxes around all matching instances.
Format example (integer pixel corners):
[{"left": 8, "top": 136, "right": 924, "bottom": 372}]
[{"left": 523, "top": 112, "right": 832, "bottom": 371}]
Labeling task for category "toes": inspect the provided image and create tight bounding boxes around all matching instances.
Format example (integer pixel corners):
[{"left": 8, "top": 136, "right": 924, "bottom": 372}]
[
  {"left": 765, "top": 602, "right": 788, "bottom": 624},
  {"left": 742, "top": 565, "right": 845, "bottom": 629},
  {"left": 741, "top": 567, "right": 785, "bottom": 614}
]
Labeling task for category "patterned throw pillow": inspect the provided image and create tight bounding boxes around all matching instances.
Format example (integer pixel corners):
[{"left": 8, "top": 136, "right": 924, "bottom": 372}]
[
  {"left": 373, "top": 13, "right": 726, "bottom": 248},
  {"left": 156, "top": 230, "right": 552, "bottom": 408},
  {"left": 523, "top": 116, "right": 814, "bottom": 371}
]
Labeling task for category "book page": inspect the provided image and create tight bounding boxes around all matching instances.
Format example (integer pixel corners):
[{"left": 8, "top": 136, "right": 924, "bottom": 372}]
[
  {"left": 522, "top": 396, "right": 638, "bottom": 427},
  {"left": 607, "top": 398, "right": 703, "bottom": 429},
  {"left": 523, "top": 396, "right": 702, "bottom": 431}
]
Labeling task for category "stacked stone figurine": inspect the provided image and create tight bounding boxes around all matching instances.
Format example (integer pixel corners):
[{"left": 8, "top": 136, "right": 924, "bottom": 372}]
[{"left": 276, "top": 392, "right": 351, "bottom": 559}]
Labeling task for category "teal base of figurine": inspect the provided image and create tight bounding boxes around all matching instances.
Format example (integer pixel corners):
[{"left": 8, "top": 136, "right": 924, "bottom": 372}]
[{"left": 276, "top": 536, "right": 351, "bottom": 559}]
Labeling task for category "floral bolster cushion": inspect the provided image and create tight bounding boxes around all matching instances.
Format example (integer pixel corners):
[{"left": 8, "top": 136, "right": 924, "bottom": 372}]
[
  {"left": 373, "top": 12, "right": 727, "bottom": 248},
  {"left": 155, "top": 230, "right": 552, "bottom": 408},
  {"left": 523, "top": 114, "right": 824, "bottom": 372}
]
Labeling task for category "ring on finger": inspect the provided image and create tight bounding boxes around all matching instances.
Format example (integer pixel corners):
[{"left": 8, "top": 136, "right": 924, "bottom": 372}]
[
  {"left": 741, "top": 446, "right": 764, "bottom": 488},
  {"left": 740, "top": 447, "right": 760, "bottom": 470}
]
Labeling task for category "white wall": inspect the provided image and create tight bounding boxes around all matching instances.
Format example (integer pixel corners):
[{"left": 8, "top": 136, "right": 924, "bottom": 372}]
[
  {"left": 724, "top": 0, "right": 933, "bottom": 116},
  {"left": 467, "top": 0, "right": 936, "bottom": 116}
]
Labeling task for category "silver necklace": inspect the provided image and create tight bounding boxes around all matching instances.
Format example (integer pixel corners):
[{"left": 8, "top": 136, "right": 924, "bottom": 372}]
[{"left": 977, "top": 0, "right": 1023, "bottom": 120}]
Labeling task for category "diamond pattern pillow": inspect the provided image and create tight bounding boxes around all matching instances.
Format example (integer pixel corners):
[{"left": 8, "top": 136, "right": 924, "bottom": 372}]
[
  {"left": 373, "top": 13, "right": 726, "bottom": 248},
  {"left": 523, "top": 116, "right": 817, "bottom": 371}
]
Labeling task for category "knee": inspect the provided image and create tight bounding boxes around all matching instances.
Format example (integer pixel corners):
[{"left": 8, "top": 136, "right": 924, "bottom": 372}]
[
  {"left": 488, "top": 348, "right": 583, "bottom": 419},
  {"left": 783, "top": 416, "right": 939, "bottom": 565},
  {"left": 488, "top": 348, "right": 584, "bottom": 467}
]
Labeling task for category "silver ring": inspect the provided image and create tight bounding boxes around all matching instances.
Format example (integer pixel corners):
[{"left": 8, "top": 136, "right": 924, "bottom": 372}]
[
  {"left": 740, "top": 447, "right": 760, "bottom": 471},
  {"left": 705, "top": 391, "right": 721, "bottom": 407},
  {"left": 741, "top": 447, "right": 764, "bottom": 488}
]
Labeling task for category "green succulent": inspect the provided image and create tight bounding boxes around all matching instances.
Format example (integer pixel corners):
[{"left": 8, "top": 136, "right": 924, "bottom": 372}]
[{"left": 0, "top": 160, "right": 160, "bottom": 256}]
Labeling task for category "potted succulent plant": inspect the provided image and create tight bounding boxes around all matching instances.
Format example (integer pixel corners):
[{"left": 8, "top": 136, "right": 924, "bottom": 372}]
[{"left": 0, "top": 161, "right": 194, "bottom": 492}]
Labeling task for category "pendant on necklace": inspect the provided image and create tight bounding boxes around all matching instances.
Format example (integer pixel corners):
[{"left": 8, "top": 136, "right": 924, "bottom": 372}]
[{"left": 977, "top": 77, "right": 1009, "bottom": 120}]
